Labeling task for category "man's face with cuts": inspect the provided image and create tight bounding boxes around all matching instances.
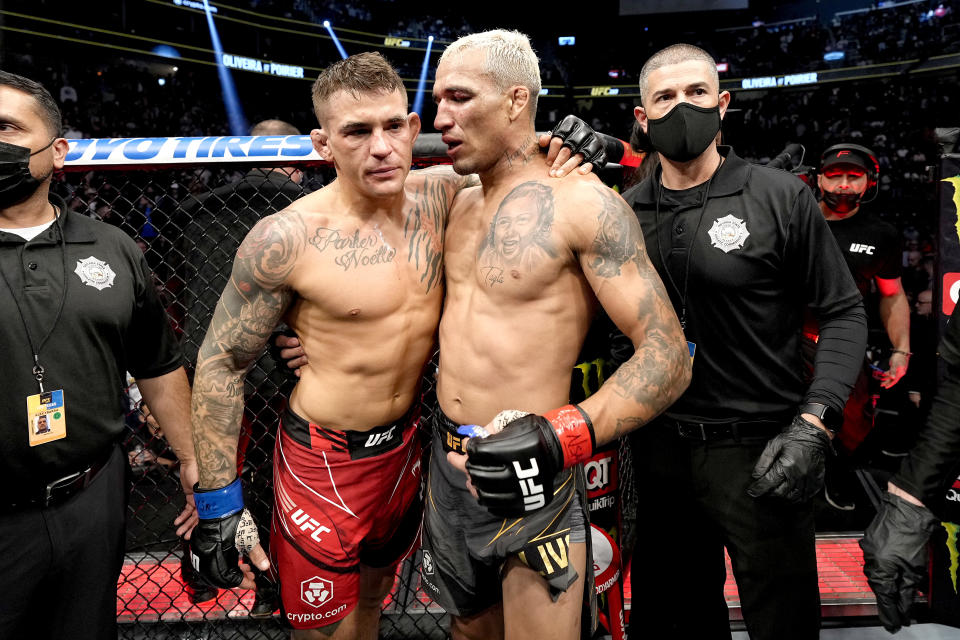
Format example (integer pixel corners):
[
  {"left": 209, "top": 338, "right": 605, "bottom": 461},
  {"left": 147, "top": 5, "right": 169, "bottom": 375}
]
[
  {"left": 311, "top": 88, "right": 420, "bottom": 199},
  {"left": 0, "top": 86, "right": 67, "bottom": 190},
  {"left": 634, "top": 60, "right": 730, "bottom": 134},
  {"left": 433, "top": 48, "right": 516, "bottom": 176}
]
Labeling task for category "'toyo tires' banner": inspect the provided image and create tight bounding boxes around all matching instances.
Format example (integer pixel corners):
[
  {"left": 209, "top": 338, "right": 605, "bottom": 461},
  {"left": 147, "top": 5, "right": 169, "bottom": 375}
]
[{"left": 65, "top": 135, "right": 321, "bottom": 166}]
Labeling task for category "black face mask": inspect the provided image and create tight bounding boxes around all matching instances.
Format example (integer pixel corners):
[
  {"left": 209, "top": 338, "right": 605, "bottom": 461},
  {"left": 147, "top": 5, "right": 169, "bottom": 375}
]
[
  {"left": 0, "top": 139, "right": 55, "bottom": 208},
  {"left": 822, "top": 190, "right": 862, "bottom": 214},
  {"left": 646, "top": 102, "right": 722, "bottom": 163}
]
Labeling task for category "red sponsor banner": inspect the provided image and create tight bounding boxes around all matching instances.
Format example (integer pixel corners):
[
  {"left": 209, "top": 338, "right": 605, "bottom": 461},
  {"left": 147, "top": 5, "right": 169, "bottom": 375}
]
[
  {"left": 585, "top": 451, "right": 618, "bottom": 497},
  {"left": 944, "top": 272, "right": 960, "bottom": 316}
]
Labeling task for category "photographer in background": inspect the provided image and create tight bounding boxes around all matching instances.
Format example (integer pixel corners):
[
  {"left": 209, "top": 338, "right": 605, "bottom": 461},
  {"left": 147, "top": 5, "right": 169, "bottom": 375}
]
[{"left": 805, "top": 144, "right": 909, "bottom": 511}]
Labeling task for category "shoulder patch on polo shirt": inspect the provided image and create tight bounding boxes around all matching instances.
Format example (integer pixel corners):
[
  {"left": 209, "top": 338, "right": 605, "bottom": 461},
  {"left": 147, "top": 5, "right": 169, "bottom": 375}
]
[
  {"left": 74, "top": 256, "right": 117, "bottom": 290},
  {"left": 707, "top": 214, "right": 750, "bottom": 253}
]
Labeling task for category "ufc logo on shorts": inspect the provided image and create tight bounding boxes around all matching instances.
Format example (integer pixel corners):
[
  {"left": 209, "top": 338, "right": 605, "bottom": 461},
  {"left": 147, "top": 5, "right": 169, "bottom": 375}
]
[
  {"left": 513, "top": 458, "right": 545, "bottom": 511},
  {"left": 365, "top": 426, "right": 396, "bottom": 448},
  {"left": 290, "top": 508, "right": 332, "bottom": 542},
  {"left": 849, "top": 243, "right": 875, "bottom": 255}
]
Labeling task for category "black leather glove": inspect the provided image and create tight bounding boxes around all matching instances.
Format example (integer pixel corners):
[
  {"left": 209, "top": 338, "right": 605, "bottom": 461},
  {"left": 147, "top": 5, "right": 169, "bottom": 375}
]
[
  {"left": 269, "top": 325, "right": 300, "bottom": 376},
  {"left": 746, "top": 415, "right": 833, "bottom": 503},
  {"left": 550, "top": 115, "right": 606, "bottom": 168},
  {"left": 190, "top": 478, "right": 260, "bottom": 589},
  {"left": 860, "top": 491, "right": 939, "bottom": 633},
  {"left": 465, "top": 405, "right": 594, "bottom": 518}
]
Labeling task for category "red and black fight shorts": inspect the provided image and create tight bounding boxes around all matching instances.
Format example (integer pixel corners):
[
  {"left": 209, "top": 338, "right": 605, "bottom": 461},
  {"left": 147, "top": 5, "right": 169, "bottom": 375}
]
[{"left": 270, "top": 406, "right": 423, "bottom": 629}]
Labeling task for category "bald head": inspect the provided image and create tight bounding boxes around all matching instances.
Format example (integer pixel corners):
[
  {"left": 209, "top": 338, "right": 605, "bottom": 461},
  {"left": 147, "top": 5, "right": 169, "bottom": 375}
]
[
  {"left": 639, "top": 44, "right": 718, "bottom": 107},
  {"left": 250, "top": 119, "right": 300, "bottom": 136}
]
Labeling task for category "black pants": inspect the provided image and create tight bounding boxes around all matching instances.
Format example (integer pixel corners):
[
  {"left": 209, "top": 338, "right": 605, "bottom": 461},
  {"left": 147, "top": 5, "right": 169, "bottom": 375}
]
[
  {"left": 627, "top": 420, "right": 819, "bottom": 640},
  {"left": 0, "top": 445, "right": 126, "bottom": 640}
]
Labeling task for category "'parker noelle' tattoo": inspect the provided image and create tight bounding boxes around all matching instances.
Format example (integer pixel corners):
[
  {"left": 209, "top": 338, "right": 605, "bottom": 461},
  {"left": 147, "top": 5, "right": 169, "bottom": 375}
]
[
  {"left": 310, "top": 226, "right": 397, "bottom": 271},
  {"left": 477, "top": 181, "right": 558, "bottom": 282}
]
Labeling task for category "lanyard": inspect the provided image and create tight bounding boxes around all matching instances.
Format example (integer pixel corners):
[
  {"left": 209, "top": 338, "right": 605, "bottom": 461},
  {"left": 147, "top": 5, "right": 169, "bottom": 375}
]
[
  {"left": 653, "top": 172, "right": 717, "bottom": 331},
  {"left": 0, "top": 205, "right": 69, "bottom": 392}
]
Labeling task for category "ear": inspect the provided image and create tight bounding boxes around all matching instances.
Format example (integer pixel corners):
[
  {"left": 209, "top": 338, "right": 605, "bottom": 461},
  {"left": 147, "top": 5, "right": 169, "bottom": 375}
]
[
  {"left": 52, "top": 138, "right": 69, "bottom": 170},
  {"left": 507, "top": 86, "right": 530, "bottom": 122},
  {"left": 816, "top": 173, "right": 825, "bottom": 193},
  {"left": 310, "top": 128, "right": 332, "bottom": 161},
  {"left": 718, "top": 91, "right": 732, "bottom": 120},
  {"left": 634, "top": 105, "right": 649, "bottom": 135},
  {"left": 407, "top": 111, "right": 422, "bottom": 142}
]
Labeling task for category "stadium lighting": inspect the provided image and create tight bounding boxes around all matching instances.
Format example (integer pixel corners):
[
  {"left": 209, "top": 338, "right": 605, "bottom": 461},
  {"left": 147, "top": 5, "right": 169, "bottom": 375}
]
[
  {"left": 202, "top": 0, "right": 248, "bottom": 135},
  {"left": 158, "top": 78, "right": 166, "bottom": 86},
  {"left": 323, "top": 20, "right": 348, "bottom": 59},
  {"left": 412, "top": 34, "right": 434, "bottom": 115}
]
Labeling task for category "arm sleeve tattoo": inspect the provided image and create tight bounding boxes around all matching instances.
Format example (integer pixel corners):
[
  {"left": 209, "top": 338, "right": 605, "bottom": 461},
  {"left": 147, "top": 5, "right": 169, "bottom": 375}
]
[{"left": 191, "top": 212, "right": 306, "bottom": 486}]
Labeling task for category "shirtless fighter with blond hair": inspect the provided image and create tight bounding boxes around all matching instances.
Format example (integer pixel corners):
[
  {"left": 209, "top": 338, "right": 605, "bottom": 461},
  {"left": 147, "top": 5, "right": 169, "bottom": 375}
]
[{"left": 422, "top": 30, "right": 691, "bottom": 640}]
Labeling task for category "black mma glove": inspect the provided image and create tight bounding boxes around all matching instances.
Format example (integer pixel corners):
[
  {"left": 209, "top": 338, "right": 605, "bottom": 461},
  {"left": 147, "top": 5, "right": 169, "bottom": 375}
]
[
  {"left": 746, "top": 415, "right": 833, "bottom": 503},
  {"left": 550, "top": 115, "right": 607, "bottom": 168},
  {"left": 269, "top": 325, "right": 300, "bottom": 377},
  {"left": 465, "top": 405, "right": 594, "bottom": 518},
  {"left": 190, "top": 478, "right": 260, "bottom": 589},
  {"left": 860, "top": 492, "right": 939, "bottom": 633}
]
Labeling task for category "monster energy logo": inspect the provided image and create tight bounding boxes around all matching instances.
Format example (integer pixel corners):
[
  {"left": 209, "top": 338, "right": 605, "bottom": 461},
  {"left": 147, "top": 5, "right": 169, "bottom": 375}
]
[
  {"left": 942, "top": 176, "right": 960, "bottom": 246},
  {"left": 574, "top": 358, "right": 607, "bottom": 399},
  {"left": 944, "top": 521, "right": 960, "bottom": 594}
]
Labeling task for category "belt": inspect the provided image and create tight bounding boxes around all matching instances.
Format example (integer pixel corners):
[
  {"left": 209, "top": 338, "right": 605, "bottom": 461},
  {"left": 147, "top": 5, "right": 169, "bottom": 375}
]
[
  {"left": 434, "top": 411, "right": 469, "bottom": 454},
  {"left": 2, "top": 449, "right": 113, "bottom": 513},
  {"left": 667, "top": 418, "right": 783, "bottom": 442}
]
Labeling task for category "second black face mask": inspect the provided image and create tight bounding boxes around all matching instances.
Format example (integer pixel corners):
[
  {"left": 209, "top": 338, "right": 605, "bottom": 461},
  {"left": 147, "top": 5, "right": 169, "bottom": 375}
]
[
  {"left": 646, "top": 102, "right": 722, "bottom": 163},
  {"left": 822, "top": 190, "right": 862, "bottom": 214}
]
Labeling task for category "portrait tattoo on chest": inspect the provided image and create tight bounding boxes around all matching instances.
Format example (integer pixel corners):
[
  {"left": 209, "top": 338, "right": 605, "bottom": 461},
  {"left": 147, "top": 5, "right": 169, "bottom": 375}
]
[
  {"left": 477, "top": 181, "right": 559, "bottom": 286},
  {"left": 309, "top": 226, "right": 397, "bottom": 271}
]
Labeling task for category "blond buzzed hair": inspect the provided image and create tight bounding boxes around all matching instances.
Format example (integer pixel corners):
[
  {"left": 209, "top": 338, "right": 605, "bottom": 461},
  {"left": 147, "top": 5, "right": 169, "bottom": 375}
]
[
  {"left": 638, "top": 44, "right": 718, "bottom": 106},
  {"left": 439, "top": 29, "right": 541, "bottom": 120},
  {"left": 311, "top": 52, "right": 407, "bottom": 125}
]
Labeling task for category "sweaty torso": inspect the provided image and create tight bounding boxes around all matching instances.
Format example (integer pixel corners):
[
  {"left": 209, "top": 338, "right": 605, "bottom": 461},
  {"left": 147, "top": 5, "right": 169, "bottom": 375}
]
[
  {"left": 438, "top": 168, "right": 598, "bottom": 425},
  {"left": 285, "top": 172, "right": 448, "bottom": 431}
]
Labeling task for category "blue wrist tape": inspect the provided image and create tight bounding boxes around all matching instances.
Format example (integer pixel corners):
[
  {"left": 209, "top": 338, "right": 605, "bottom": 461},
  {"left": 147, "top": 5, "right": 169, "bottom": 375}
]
[
  {"left": 194, "top": 477, "right": 244, "bottom": 519},
  {"left": 457, "top": 424, "right": 490, "bottom": 438}
]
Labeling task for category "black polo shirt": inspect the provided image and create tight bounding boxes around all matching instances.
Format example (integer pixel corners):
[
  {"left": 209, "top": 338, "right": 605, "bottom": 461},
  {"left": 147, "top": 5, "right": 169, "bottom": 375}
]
[
  {"left": 623, "top": 147, "right": 863, "bottom": 422},
  {"left": 827, "top": 212, "right": 901, "bottom": 298},
  {"left": 0, "top": 195, "right": 181, "bottom": 497}
]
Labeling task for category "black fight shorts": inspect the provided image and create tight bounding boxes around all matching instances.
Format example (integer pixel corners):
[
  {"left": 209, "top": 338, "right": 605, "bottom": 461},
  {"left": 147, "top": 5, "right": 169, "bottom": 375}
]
[{"left": 420, "top": 404, "right": 590, "bottom": 618}]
